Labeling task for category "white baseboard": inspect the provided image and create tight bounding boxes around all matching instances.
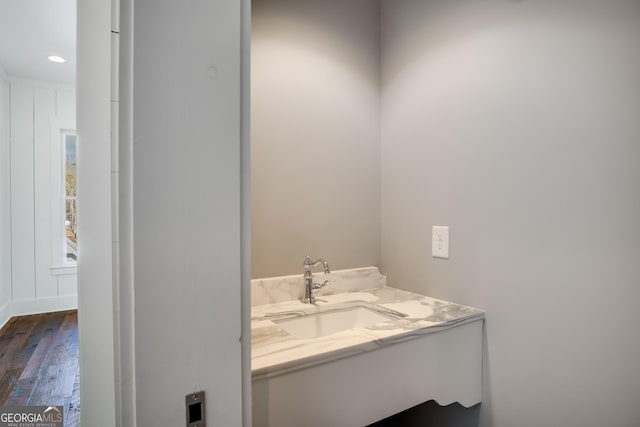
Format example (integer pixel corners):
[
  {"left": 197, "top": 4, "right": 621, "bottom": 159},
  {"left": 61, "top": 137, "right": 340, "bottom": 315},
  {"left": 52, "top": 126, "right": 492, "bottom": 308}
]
[
  {"left": 10, "top": 295, "right": 78, "bottom": 317},
  {"left": 0, "top": 300, "right": 10, "bottom": 330}
]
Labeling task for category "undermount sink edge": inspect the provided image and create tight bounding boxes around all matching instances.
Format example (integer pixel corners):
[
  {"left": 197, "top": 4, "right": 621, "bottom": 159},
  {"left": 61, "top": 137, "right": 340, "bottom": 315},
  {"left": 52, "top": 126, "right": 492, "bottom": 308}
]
[{"left": 273, "top": 305, "right": 398, "bottom": 339}]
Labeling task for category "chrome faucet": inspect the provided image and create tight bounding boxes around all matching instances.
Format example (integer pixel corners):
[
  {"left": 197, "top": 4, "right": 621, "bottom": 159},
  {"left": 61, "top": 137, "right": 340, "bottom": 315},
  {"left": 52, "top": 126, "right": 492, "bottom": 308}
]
[{"left": 302, "top": 255, "right": 330, "bottom": 304}]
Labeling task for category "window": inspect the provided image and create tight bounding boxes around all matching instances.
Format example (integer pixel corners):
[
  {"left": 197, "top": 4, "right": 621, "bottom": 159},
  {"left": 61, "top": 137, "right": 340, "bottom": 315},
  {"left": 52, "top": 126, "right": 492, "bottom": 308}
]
[{"left": 62, "top": 131, "right": 77, "bottom": 262}]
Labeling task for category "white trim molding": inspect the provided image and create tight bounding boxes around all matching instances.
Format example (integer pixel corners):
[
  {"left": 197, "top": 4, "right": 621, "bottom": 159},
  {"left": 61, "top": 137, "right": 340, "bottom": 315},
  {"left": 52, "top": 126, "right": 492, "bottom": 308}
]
[
  {"left": 10, "top": 295, "right": 78, "bottom": 317},
  {"left": 50, "top": 265, "right": 78, "bottom": 276},
  {"left": 0, "top": 296, "right": 79, "bottom": 330},
  {"left": 0, "top": 301, "right": 10, "bottom": 330}
]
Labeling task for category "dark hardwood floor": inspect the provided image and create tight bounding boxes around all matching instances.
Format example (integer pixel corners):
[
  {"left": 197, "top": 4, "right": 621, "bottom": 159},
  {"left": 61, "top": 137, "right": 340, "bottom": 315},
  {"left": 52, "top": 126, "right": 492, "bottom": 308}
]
[{"left": 0, "top": 310, "right": 80, "bottom": 426}]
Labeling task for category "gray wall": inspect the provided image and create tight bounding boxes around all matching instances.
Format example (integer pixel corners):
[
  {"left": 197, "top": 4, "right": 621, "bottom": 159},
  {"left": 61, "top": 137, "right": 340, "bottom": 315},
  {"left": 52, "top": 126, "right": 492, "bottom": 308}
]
[
  {"left": 380, "top": 1, "right": 640, "bottom": 426},
  {"left": 0, "top": 67, "right": 10, "bottom": 320},
  {"left": 132, "top": 0, "right": 244, "bottom": 425},
  {"left": 251, "top": 0, "right": 381, "bottom": 278}
]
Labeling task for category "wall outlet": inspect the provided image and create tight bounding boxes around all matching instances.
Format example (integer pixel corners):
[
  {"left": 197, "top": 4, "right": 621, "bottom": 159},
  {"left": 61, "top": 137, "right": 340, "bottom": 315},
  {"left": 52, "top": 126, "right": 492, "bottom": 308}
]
[{"left": 432, "top": 226, "right": 449, "bottom": 259}]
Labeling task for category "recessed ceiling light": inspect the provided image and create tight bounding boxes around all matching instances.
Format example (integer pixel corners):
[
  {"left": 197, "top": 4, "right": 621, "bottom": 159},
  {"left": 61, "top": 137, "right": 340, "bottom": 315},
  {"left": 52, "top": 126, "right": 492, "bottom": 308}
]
[{"left": 48, "top": 55, "right": 66, "bottom": 63}]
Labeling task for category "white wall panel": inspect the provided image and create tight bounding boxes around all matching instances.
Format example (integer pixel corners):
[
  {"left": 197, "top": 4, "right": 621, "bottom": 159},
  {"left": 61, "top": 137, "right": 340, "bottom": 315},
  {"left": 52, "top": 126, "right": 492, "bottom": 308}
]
[
  {"left": 10, "top": 84, "right": 36, "bottom": 301},
  {"left": 7, "top": 81, "right": 77, "bottom": 315},
  {"left": 56, "top": 89, "right": 76, "bottom": 129},
  {"left": 57, "top": 274, "right": 77, "bottom": 296},
  {"left": 34, "top": 87, "right": 58, "bottom": 299}
]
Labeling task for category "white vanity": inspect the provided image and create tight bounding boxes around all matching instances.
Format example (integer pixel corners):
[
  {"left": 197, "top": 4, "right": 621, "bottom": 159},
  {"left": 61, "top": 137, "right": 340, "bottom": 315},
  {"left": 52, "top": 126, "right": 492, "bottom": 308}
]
[{"left": 251, "top": 267, "right": 484, "bottom": 427}]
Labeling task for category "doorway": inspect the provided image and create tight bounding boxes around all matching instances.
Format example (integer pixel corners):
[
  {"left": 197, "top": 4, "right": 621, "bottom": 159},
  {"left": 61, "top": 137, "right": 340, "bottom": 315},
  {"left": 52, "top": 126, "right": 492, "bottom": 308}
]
[{"left": 0, "top": 0, "right": 79, "bottom": 421}]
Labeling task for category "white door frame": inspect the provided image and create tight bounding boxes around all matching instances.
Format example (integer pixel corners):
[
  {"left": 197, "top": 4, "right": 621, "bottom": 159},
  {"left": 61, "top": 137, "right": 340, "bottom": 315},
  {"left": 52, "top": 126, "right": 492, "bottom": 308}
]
[
  {"left": 77, "top": 0, "right": 118, "bottom": 425},
  {"left": 77, "top": 1, "right": 253, "bottom": 425}
]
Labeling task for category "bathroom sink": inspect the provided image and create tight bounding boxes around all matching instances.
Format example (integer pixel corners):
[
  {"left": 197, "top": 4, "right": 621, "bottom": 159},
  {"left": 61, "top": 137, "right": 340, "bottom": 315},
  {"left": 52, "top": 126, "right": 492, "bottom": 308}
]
[{"left": 274, "top": 306, "right": 394, "bottom": 339}]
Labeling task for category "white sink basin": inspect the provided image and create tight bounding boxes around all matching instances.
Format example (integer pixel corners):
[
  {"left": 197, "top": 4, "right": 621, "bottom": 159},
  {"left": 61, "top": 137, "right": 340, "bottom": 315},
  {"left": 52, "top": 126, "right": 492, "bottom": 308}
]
[{"left": 274, "top": 306, "right": 394, "bottom": 339}]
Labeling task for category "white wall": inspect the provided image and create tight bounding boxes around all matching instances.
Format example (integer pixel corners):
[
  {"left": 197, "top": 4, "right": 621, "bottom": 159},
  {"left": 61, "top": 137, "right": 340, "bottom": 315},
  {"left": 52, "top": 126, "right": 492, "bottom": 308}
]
[
  {"left": 132, "top": 0, "right": 244, "bottom": 425},
  {"left": 7, "top": 79, "right": 77, "bottom": 319},
  {"left": 0, "top": 66, "right": 10, "bottom": 325},
  {"left": 380, "top": 1, "right": 640, "bottom": 426},
  {"left": 251, "top": 0, "right": 381, "bottom": 278},
  {"left": 77, "top": 0, "right": 117, "bottom": 424}
]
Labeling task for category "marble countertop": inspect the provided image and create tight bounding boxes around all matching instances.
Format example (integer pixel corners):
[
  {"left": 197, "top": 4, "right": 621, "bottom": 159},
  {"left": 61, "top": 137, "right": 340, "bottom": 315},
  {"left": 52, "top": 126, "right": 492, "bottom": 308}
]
[{"left": 251, "top": 285, "right": 485, "bottom": 379}]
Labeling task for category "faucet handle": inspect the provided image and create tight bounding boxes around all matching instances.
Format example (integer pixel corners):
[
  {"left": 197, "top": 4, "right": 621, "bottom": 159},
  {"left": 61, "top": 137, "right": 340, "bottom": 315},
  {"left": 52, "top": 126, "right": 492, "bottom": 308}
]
[{"left": 312, "top": 280, "right": 330, "bottom": 292}]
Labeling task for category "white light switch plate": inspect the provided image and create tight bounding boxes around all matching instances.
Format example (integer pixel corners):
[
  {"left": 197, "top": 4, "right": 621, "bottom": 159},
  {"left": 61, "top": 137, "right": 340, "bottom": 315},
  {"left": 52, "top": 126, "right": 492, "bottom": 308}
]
[{"left": 432, "top": 226, "right": 449, "bottom": 259}]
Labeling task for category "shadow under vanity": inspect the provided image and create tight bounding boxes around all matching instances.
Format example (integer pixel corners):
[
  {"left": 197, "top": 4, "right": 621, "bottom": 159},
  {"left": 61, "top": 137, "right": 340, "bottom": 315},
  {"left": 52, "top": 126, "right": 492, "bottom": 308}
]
[{"left": 250, "top": 267, "right": 484, "bottom": 427}]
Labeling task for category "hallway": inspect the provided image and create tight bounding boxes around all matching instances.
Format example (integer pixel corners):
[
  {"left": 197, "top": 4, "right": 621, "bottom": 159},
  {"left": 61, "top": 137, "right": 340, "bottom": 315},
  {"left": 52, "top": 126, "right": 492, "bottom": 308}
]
[{"left": 0, "top": 310, "right": 79, "bottom": 426}]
